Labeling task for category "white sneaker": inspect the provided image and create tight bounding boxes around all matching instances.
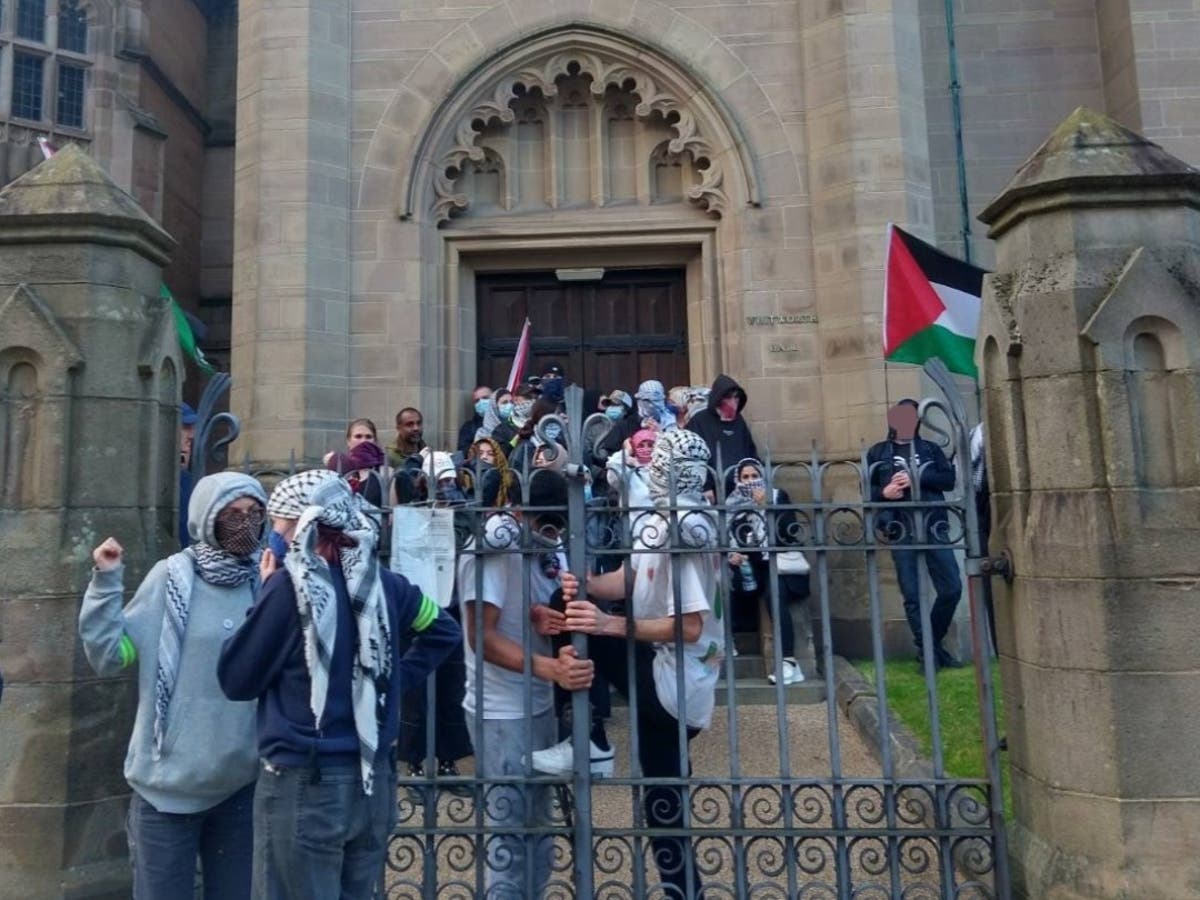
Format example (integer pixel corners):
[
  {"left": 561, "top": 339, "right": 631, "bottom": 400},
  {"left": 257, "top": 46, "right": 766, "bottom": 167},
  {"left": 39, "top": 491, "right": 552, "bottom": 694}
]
[
  {"left": 767, "top": 658, "right": 805, "bottom": 686},
  {"left": 529, "top": 738, "right": 615, "bottom": 778}
]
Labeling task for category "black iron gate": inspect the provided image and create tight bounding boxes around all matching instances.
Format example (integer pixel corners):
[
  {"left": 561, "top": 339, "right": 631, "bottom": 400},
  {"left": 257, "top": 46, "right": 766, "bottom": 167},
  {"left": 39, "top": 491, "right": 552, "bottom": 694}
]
[{"left": 211, "top": 364, "right": 1009, "bottom": 899}]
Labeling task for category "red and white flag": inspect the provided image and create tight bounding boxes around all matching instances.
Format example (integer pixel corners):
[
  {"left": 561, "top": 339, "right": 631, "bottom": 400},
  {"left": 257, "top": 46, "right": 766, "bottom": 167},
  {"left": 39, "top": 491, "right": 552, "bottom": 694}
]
[{"left": 505, "top": 318, "right": 531, "bottom": 391}]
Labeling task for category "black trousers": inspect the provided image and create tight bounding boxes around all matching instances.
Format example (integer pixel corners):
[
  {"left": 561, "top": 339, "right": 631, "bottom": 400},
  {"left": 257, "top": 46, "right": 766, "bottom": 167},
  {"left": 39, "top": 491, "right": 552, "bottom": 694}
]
[
  {"left": 398, "top": 605, "right": 473, "bottom": 765},
  {"left": 587, "top": 635, "right": 702, "bottom": 899}
]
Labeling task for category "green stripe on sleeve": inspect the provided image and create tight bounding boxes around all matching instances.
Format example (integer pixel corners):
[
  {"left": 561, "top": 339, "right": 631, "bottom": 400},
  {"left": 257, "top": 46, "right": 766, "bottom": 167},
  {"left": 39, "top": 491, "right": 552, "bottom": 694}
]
[
  {"left": 411, "top": 595, "right": 439, "bottom": 632},
  {"left": 118, "top": 634, "right": 137, "bottom": 669}
]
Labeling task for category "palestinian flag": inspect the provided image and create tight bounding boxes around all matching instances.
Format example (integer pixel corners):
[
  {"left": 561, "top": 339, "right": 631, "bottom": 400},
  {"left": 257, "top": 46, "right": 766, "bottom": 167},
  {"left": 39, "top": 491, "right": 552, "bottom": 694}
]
[{"left": 883, "top": 224, "right": 986, "bottom": 379}]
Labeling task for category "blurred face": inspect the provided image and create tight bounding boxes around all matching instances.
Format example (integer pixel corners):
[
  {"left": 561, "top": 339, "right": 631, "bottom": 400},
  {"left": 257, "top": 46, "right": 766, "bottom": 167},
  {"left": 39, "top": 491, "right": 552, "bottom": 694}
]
[
  {"left": 397, "top": 411, "right": 423, "bottom": 445},
  {"left": 533, "top": 446, "right": 552, "bottom": 469},
  {"left": 475, "top": 442, "right": 497, "bottom": 466},
  {"left": 180, "top": 424, "right": 195, "bottom": 467},
  {"left": 633, "top": 436, "right": 656, "bottom": 465},
  {"left": 347, "top": 423, "right": 376, "bottom": 450},
  {"left": 472, "top": 386, "right": 492, "bottom": 403}
]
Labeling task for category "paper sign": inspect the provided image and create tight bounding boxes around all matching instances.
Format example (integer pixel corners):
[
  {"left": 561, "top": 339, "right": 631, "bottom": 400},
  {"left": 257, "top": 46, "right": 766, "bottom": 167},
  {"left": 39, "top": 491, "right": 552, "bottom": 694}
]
[{"left": 390, "top": 506, "right": 457, "bottom": 608}]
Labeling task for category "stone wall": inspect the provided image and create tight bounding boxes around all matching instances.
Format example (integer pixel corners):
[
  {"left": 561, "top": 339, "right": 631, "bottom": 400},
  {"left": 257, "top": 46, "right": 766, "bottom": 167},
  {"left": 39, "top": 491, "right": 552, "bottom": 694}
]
[{"left": 0, "top": 147, "right": 178, "bottom": 899}]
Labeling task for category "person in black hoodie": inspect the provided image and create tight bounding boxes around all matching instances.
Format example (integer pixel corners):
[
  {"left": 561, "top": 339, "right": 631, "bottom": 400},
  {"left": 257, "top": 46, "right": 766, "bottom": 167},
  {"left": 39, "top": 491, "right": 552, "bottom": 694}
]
[
  {"left": 866, "top": 399, "right": 963, "bottom": 668},
  {"left": 218, "top": 470, "right": 460, "bottom": 900},
  {"left": 687, "top": 373, "right": 759, "bottom": 486}
]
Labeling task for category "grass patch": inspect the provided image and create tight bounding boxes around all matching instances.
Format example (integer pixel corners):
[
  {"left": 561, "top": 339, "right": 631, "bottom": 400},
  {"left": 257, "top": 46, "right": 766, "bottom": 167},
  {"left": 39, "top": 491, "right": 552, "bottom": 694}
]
[{"left": 853, "top": 659, "right": 1012, "bottom": 821}]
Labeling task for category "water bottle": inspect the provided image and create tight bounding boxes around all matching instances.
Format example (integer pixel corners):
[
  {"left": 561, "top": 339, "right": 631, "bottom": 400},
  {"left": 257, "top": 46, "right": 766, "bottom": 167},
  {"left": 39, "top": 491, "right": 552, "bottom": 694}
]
[{"left": 739, "top": 558, "right": 758, "bottom": 593}]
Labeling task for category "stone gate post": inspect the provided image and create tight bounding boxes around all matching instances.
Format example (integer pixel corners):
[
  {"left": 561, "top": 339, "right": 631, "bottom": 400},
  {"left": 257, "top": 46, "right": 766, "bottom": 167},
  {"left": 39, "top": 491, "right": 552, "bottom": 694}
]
[
  {"left": 977, "top": 108, "right": 1200, "bottom": 899},
  {"left": 0, "top": 146, "right": 178, "bottom": 897}
]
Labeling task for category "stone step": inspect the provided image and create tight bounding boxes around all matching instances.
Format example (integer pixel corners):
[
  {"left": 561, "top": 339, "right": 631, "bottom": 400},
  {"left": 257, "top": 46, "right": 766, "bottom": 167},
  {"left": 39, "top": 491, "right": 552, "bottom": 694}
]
[{"left": 609, "top": 677, "right": 826, "bottom": 708}]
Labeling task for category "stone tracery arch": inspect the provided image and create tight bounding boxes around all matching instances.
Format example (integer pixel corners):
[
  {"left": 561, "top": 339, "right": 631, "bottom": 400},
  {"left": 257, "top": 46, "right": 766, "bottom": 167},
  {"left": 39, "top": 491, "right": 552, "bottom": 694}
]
[{"left": 402, "top": 27, "right": 760, "bottom": 225}]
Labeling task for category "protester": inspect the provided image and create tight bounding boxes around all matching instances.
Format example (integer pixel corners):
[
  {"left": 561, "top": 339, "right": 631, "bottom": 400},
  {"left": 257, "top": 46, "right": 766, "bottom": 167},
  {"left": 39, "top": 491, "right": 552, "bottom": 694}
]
[
  {"left": 536, "top": 429, "right": 725, "bottom": 898},
  {"left": 867, "top": 399, "right": 962, "bottom": 668},
  {"left": 457, "top": 386, "right": 493, "bottom": 456},
  {"left": 475, "top": 389, "right": 517, "bottom": 451},
  {"left": 325, "top": 418, "right": 387, "bottom": 507},
  {"left": 726, "top": 458, "right": 809, "bottom": 685},
  {"left": 178, "top": 402, "right": 199, "bottom": 548},
  {"left": 605, "top": 428, "right": 657, "bottom": 536},
  {"left": 667, "top": 386, "right": 694, "bottom": 431},
  {"left": 464, "top": 437, "right": 513, "bottom": 508},
  {"left": 217, "top": 470, "right": 460, "bottom": 900},
  {"left": 509, "top": 398, "right": 562, "bottom": 472},
  {"left": 687, "top": 373, "right": 759, "bottom": 484},
  {"left": 597, "top": 380, "right": 667, "bottom": 458},
  {"left": 388, "top": 407, "right": 428, "bottom": 502},
  {"left": 386, "top": 407, "right": 426, "bottom": 468},
  {"left": 459, "top": 471, "right": 594, "bottom": 899},
  {"left": 80, "top": 472, "right": 268, "bottom": 900}
]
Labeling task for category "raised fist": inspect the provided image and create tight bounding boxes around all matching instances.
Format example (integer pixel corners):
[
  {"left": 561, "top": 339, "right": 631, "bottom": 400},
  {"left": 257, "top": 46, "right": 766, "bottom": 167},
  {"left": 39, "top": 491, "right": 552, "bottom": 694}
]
[{"left": 93, "top": 537, "right": 124, "bottom": 571}]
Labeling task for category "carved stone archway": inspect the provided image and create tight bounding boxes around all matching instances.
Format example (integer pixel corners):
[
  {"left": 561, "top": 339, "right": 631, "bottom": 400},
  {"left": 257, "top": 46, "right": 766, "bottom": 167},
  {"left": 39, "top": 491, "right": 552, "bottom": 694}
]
[{"left": 401, "top": 27, "right": 760, "bottom": 226}]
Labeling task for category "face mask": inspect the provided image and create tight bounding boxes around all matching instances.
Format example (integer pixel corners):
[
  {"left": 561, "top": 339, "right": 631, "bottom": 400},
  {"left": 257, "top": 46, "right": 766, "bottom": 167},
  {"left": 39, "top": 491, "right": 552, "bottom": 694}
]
[
  {"left": 214, "top": 506, "right": 265, "bottom": 557},
  {"left": 437, "top": 483, "right": 466, "bottom": 505},
  {"left": 475, "top": 397, "right": 491, "bottom": 417},
  {"left": 268, "top": 529, "right": 290, "bottom": 561},
  {"left": 498, "top": 402, "right": 514, "bottom": 421},
  {"left": 738, "top": 477, "right": 766, "bottom": 497},
  {"left": 544, "top": 423, "right": 563, "bottom": 443},
  {"left": 605, "top": 406, "right": 624, "bottom": 421},
  {"left": 665, "top": 401, "right": 681, "bottom": 415}
]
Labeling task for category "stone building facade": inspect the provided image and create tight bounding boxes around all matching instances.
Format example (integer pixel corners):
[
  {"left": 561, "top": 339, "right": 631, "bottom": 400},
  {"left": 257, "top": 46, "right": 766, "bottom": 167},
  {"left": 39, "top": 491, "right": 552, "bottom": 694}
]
[
  {"left": 226, "top": 0, "right": 1200, "bottom": 464},
  {"left": 1, "top": 1, "right": 1192, "bottom": 459}
]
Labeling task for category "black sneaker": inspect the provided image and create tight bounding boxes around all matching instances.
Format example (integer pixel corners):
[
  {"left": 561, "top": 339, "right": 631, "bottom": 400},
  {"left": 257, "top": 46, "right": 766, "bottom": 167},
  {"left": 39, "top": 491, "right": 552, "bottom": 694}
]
[
  {"left": 935, "top": 647, "right": 965, "bottom": 669},
  {"left": 437, "top": 759, "right": 473, "bottom": 798},
  {"left": 403, "top": 762, "right": 425, "bottom": 806}
]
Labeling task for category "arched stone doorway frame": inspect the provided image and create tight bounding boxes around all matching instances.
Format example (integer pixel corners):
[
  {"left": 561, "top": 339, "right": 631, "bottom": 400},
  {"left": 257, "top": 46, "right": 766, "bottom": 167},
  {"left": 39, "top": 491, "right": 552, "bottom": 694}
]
[{"left": 359, "top": 22, "right": 774, "bottom": 441}]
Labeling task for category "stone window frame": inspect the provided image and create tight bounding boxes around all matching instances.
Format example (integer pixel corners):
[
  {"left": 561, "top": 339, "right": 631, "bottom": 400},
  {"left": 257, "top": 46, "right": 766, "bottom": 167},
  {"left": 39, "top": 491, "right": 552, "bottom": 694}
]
[{"left": 0, "top": 0, "right": 92, "bottom": 134}]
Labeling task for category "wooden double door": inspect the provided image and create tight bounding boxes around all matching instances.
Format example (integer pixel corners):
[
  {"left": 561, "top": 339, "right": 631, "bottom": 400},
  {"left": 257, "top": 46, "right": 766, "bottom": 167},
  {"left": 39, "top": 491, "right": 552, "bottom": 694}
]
[{"left": 476, "top": 269, "right": 690, "bottom": 396}]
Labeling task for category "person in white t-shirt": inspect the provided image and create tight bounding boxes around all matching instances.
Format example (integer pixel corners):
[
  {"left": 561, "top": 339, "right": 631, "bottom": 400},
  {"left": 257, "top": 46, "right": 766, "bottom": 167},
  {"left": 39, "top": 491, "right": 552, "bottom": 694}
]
[
  {"left": 533, "top": 429, "right": 725, "bottom": 898},
  {"left": 458, "top": 470, "right": 593, "bottom": 900}
]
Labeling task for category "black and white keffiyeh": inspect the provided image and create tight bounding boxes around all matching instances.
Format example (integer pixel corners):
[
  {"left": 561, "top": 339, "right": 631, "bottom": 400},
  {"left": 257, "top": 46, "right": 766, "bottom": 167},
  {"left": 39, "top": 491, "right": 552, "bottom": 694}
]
[
  {"left": 644, "top": 430, "right": 717, "bottom": 550},
  {"left": 268, "top": 469, "right": 392, "bottom": 795},
  {"left": 648, "top": 429, "right": 710, "bottom": 501}
]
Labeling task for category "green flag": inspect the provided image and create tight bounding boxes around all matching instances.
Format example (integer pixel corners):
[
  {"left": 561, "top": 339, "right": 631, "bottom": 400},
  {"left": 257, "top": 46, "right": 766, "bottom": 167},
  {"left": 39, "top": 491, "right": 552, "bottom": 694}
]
[{"left": 162, "top": 284, "right": 215, "bottom": 375}]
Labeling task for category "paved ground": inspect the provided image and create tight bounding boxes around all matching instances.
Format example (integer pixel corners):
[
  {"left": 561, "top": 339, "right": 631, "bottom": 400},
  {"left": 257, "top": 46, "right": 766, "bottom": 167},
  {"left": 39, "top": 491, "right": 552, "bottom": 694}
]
[{"left": 382, "top": 703, "right": 992, "bottom": 898}]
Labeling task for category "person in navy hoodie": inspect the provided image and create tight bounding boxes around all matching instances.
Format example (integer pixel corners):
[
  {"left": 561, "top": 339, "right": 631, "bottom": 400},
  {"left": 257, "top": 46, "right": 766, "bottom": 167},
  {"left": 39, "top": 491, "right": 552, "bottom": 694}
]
[{"left": 218, "top": 469, "right": 460, "bottom": 900}]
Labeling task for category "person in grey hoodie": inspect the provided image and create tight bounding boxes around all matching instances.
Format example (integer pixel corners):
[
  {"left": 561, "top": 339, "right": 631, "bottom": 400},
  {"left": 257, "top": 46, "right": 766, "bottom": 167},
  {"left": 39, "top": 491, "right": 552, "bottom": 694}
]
[{"left": 79, "top": 471, "right": 267, "bottom": 900}]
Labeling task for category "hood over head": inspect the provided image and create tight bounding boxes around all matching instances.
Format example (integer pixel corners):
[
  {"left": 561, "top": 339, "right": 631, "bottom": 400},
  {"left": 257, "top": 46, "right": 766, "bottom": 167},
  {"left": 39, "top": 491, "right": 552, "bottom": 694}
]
[
  {"left": 708, "top": 374, "right": 747, "bottom": 413},
  {"left": 188, "top": 471, "right": 268, "bottom": 545}
]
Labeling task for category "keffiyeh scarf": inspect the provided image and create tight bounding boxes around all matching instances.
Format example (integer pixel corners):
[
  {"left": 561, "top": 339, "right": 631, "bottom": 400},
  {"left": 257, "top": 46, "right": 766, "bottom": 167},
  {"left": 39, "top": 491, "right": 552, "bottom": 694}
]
[
  {"left": 645, "top": 430, "right": 716, "bottom": 549},
  {"left": 268, "top": 469, "right": 393, "bottom": 795},
  {"left": 155, "top": 543, "right": 257, "bottom": 759}
]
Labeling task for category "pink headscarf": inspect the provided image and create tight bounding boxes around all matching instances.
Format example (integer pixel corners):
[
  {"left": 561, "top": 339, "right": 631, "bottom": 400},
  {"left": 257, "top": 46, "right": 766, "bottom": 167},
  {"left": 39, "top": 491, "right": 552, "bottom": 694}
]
[{"left": 632, "top": 429, "right": 658, "bottom": 465}]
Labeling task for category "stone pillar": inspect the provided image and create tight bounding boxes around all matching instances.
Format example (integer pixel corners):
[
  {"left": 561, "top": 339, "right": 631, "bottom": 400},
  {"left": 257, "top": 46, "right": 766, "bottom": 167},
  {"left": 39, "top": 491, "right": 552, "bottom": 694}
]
[
  {"left": 800, "top": 0, "right": 938, "bottom": 659},
  {"left": 0, "top": 146, "right": 178, "bottom": 898},
  {"left": 231, "top": 0, "right": 352, "bottom": 466},
  {"left": 977, "top": 108, "right": 1200, "bottom": 900}
]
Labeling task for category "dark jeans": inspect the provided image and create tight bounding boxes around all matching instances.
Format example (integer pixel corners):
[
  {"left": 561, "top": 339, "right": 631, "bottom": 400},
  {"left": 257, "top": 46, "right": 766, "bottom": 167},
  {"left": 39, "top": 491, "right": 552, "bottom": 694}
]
[
  {"left": 730, "top": 558, "right": 809, "bottom": 659},
  {"left": 126, "top": 782, "right": 254, "bottom": 900},
  {"left": 398, "top": 606, "right": 472, "bottom": 766},
  {"left": 588, "top": 635, "right": 702, "bottom": 899},
  {"left": 252, "top": 760, "right": 397, "bottom": 900},
  {"left": 892, "top": 546, "right": 962, "bottom": 651}
]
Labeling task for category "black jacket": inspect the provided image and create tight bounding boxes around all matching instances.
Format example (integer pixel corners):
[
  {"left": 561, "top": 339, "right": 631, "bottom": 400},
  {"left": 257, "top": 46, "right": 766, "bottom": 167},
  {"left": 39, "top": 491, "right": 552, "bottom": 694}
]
[
  {"left": 456, "top": 415, "right": 483, "bottom": 456},
  {"left": 687, "top": 374, "right": 759, "bottom": 481},
  {"left": 866, "top": 434, "right": 957, "bottom": 539},
  {"left": 597, "top": 411, "right": 638, "bottom": 459}
]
